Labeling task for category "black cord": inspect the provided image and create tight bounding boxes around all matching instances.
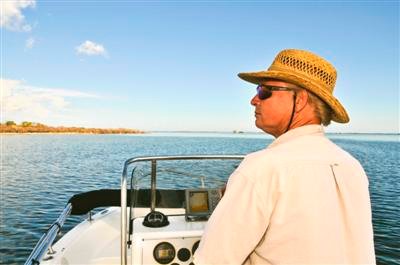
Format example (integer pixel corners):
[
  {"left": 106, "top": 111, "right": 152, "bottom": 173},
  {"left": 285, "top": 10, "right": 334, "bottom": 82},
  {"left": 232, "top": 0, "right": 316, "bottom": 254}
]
[{"left": 284, "top": 93, "right": 297, "bottom": 133}]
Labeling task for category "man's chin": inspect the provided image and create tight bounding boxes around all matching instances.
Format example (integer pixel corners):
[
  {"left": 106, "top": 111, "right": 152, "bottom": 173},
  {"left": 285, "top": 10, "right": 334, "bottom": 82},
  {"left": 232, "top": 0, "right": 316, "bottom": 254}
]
[{"left": 254, "top": 121, "right": 270, "bottom": 135}]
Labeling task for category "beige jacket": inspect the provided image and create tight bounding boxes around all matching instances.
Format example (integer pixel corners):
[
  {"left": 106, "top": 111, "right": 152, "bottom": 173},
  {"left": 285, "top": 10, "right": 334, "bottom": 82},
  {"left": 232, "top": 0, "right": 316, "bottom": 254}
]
[{"left": 194, "top": 125, "right": 375, "bottom": 264}]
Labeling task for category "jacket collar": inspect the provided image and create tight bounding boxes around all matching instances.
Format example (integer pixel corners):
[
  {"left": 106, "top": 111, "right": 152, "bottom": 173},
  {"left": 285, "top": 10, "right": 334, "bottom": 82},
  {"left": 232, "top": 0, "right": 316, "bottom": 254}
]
[{"left": 268, "top": 124, "right": 325, "bottom": 149}]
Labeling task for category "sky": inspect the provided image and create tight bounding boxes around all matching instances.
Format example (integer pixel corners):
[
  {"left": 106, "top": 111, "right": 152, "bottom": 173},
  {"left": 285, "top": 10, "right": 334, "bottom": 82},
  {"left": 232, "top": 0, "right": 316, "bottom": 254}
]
[{"left": 1, "top": 0, "right": 399, "bottom": 133}]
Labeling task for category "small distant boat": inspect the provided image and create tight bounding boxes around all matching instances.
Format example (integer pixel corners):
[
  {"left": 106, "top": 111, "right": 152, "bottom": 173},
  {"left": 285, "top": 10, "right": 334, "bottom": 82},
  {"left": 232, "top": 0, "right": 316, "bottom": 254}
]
[{"left": 25, "top": 155, "right": 244, "bottom": 265}]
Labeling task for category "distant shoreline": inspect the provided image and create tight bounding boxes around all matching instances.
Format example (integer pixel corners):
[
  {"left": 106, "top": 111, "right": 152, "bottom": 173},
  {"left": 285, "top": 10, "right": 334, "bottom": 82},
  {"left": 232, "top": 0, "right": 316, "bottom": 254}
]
[
  {"left": 0, "top": 132, "right": 145, "bottom": 135},
  {"left": 0, "top": 123, "right": 144, "bottom": 134},
  {"left": 1, "top": 123, "right": 398, "bottom": 135}
]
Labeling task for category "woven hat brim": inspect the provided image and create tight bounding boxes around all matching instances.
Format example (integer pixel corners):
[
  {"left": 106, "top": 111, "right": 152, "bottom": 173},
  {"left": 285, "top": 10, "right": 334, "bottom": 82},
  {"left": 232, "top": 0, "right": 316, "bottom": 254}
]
[{"left": 238, "top": 70, "right": 349, "bottom": 123}]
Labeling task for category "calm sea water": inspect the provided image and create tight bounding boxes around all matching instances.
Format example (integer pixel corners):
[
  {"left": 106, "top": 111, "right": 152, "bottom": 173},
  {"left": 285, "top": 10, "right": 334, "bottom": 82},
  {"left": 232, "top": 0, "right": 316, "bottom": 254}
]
[{"left": 1, "top": 133, "right": 399, "bottom": 265}]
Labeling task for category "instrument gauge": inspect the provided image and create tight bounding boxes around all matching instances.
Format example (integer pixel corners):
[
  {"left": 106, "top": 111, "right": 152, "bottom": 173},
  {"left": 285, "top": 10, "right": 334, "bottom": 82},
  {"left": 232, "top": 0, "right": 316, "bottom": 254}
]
[{"left": 153, "top": 242, "right": 175, "bottom": 264}]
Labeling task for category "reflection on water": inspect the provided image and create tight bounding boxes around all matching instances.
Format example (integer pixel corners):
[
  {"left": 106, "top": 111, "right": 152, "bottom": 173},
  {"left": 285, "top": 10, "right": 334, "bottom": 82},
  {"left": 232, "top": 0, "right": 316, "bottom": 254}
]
[{"left": 1, "top": 133, "right": 399, "bottom": 264}]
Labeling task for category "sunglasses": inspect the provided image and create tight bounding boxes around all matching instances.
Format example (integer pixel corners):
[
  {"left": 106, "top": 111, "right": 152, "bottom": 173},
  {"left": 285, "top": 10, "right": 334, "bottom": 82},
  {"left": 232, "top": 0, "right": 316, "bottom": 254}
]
[{"left": 256, "top": 85, "right": 294, "bottom": 100}]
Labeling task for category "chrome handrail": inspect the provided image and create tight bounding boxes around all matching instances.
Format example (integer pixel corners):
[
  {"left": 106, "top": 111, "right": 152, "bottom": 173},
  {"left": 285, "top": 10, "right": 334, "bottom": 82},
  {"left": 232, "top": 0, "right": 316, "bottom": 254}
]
[
  {"left": 120, "top": 155, "right": 244, "bottom": 265},
  {"left": 25, "top": 203, "right": 72, "bottom": 265}
]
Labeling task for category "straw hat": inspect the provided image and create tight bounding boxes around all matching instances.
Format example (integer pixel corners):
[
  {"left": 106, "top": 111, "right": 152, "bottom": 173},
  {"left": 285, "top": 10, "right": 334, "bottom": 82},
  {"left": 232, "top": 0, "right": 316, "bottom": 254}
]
[{"left": 238, "top": 49, "right": 349, "bottom": 123}]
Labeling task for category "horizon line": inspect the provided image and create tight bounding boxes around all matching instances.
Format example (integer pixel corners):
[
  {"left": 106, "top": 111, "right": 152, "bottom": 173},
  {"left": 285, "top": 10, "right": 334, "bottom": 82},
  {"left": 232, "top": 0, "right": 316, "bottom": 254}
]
[{"left": 148, "top": 130, "right": 400, "bottom": 135}]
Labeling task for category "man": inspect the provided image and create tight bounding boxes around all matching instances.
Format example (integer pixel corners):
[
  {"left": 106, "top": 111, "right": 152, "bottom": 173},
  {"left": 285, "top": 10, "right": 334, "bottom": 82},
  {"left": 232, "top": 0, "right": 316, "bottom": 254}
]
[{"left": 193, "top": 49, "right": 375, "bottom": 264}]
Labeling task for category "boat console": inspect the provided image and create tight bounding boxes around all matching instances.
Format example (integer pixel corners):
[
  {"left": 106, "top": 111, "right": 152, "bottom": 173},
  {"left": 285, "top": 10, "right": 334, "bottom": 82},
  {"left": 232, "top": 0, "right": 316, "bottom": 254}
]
[
  {"left": 132, "top": 187, "right": 223, "bottom": 264},
  {"left": 123, "top": 155, "right": 243, "bottom": 265},
  {"left": 132, "top": 215, "right": 204, "bottom": 264}
]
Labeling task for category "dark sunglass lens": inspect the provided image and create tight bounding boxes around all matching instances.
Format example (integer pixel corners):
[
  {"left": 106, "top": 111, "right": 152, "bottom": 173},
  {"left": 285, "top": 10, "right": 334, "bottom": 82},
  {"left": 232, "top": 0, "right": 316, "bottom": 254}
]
[{"left": 257, "top": 85, "right": 272, "bottom": 100}]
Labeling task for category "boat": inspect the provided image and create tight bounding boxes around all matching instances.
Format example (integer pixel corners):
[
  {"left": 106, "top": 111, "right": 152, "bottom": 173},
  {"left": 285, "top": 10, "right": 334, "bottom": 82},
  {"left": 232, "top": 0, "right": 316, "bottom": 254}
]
[{"left": 25, "top": 155, "right": 244, "bottom": 265}]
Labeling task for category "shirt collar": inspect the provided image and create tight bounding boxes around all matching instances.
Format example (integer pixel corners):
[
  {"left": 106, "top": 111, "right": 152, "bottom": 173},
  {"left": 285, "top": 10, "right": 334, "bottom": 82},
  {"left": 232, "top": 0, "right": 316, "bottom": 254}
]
[{"left": 268, "top": 124, "right": 325, "bottom": 149}]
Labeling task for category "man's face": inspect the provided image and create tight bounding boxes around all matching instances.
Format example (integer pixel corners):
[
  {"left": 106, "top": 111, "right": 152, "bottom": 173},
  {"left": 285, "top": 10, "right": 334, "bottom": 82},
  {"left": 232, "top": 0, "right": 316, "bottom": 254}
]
[{"left": 250, "top": 80, "right": 299, "bottom": 137}]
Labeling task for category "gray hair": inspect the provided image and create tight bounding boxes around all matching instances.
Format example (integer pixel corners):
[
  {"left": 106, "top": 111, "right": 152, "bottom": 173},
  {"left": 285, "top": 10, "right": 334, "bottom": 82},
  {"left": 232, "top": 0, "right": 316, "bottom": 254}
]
[{"left": 307, "top": 91, "right": 333, "bottom": 126}]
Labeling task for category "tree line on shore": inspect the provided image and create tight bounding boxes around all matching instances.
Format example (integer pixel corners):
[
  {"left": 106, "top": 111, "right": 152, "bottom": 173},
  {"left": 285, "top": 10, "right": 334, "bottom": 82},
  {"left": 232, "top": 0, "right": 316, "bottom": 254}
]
[{"left": 0, "top": 121, "right": 144, "bottom": 134}]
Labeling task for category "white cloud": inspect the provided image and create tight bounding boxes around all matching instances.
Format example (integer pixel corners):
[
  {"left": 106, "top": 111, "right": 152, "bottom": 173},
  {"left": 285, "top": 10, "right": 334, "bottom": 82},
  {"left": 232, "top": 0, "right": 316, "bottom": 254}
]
[
  {"left": 25, "top": 37, "right": 35, "bottom": 49},
  {"left": 0, "top": 0, "right": 36, "bottom": 32},
  {"left": 76, "top": 40, "right": 108, "bottom": 57},
  {"left": 0, "top": 78, "right": 99, "bottom": 122}
]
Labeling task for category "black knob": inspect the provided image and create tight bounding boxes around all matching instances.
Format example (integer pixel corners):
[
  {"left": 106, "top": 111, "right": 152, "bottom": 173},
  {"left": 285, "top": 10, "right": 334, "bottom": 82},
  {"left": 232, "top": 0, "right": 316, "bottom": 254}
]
[{"left": 177, "top": 248, "right": 191, "bottom": 262}]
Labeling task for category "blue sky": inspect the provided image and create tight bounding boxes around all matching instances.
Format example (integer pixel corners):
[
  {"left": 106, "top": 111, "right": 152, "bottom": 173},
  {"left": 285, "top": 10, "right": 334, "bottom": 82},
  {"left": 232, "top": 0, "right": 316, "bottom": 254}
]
[{"left": 1, "top": 1, "right": 399, "bottom": 133}]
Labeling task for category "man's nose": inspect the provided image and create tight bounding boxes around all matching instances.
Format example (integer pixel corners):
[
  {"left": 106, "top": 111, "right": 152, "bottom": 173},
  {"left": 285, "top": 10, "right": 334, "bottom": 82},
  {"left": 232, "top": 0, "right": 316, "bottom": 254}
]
[{"left": 251, "top": 94, "right": 260, "bottom": 106}]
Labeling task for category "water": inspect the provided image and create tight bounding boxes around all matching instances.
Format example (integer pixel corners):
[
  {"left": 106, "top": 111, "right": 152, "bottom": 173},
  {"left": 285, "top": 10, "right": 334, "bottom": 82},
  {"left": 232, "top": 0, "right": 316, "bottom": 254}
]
[{"left": 1, "top": 133, "right": 399, "bottom": 265}]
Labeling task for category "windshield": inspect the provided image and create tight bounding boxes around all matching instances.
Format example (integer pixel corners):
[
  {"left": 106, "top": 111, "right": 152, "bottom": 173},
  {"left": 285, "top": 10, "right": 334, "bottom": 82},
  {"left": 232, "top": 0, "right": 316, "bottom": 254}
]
[{"left": 130, "top": 158, "right": 242, "bottom": 190}]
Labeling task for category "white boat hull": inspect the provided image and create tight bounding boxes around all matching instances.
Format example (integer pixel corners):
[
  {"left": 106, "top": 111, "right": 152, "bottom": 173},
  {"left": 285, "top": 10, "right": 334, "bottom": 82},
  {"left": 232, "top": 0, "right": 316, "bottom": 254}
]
[{"left": 41, "top": 207, "right": 205, "bottom": 265}]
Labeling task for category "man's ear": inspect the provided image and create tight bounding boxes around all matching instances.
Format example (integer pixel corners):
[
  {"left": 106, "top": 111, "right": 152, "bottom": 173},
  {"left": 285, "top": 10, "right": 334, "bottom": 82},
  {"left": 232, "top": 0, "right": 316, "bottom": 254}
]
[{"left": 295, "top": 90, "right": 309, "bottom": 112}]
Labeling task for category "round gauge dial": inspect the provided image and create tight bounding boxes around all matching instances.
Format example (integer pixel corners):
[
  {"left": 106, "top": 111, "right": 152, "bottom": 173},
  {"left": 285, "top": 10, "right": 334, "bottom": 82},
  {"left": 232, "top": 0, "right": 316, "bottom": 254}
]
[{"left": 153, "top": 242, "right": 175, "bottom": 264}]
